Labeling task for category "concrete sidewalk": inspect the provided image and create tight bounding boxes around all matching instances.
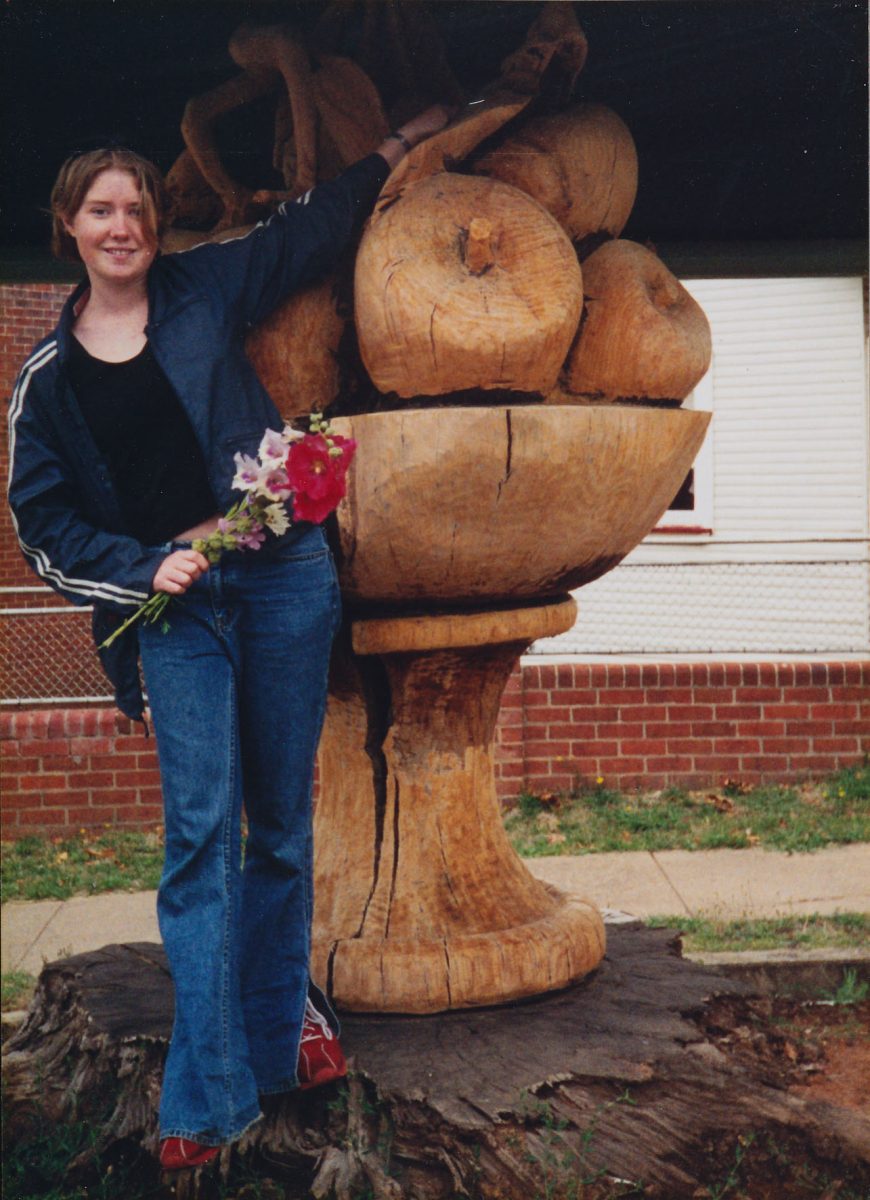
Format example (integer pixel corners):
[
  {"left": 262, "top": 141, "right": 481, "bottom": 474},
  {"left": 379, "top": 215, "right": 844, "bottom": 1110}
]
[{"left": 3, "top": 844, "right": 869, "bottom": 977}]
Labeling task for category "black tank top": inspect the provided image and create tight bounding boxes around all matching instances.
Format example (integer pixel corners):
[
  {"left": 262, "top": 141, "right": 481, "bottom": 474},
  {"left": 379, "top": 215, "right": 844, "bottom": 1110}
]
[{"left": 68, "top": 336, "right": 217, "bottom": 546}]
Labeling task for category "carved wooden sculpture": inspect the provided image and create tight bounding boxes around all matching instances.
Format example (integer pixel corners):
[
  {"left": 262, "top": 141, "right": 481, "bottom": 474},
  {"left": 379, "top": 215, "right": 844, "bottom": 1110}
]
[
  {"left": 245, "top": 276, "right": 346, "bottom": 419},
  {"left": 559, "top": 239, "right": 713, "bottom": 404},
  {"left": 167, "top": 21, "right": 389, "bottom": 231},
  {"left": 311, "top": 405, "right": 710, "bottom": 1012},
  {"left": 473, "top": 103, "right": 638, "bottom": 250},
  {"left": 354, "top": 174, "right": 583, "bottom": 397},
  {"left": 155, "top": 4, "right": 716, "bottom": 1016}
]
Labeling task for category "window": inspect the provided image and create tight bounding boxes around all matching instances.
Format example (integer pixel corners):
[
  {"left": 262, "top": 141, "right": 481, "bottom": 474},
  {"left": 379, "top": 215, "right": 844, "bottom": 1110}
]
[{"left": 652, "top": 365, "right": 714, "bottom": 534}]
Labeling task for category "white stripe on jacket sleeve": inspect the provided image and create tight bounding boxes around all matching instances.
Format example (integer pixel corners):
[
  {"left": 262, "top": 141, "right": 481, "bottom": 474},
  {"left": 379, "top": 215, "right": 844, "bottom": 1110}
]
[{"left": 7, "top": 342, "right": 149, "bottom": 606}]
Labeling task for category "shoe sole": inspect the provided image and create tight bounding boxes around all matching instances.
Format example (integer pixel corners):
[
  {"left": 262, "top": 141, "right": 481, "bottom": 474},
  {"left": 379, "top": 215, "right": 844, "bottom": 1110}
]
[
  {"left": 299, "top": 1065, "right": 348, "bottom": 1091},
  {"left": 159, "top": 1148, "right": 221, "bottom": 1171}
]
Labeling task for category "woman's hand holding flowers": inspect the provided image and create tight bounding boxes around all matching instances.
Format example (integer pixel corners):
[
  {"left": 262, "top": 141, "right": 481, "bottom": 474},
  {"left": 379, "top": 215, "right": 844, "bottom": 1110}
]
[
  {"left": 99, "top": 412, "right": 355, "bottom": 649},
  {"left": 153, "top": 548, "right": 210, "bottom": 595}
]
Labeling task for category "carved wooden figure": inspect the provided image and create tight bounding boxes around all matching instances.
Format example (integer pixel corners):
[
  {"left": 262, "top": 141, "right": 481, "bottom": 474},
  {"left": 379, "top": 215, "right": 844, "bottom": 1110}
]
[
  {"left": 354, "top": 173, "right": 584, "bottom": 398},
  {"left": 152, "top": 3, "right": 717, "bottom": 1022}
]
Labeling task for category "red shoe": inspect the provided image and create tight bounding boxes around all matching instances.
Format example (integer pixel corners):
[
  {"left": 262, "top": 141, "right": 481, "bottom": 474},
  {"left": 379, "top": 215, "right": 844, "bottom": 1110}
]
[
  {"left": 159, "top": 1137, "right": 220, "bottom": 1170},
  {"left": 298, "top": 998, "right": 347, "bottom": 1090}
]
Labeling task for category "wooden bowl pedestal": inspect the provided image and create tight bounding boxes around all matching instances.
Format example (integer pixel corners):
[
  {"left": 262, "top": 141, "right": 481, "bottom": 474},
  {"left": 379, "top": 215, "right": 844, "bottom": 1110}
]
[{"left": 312, "top": 596, "right": 605, "bottom": 1014}]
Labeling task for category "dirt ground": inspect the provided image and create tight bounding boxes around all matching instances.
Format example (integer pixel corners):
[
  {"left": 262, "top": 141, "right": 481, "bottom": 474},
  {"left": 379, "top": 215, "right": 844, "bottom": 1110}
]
[
  {"left": 684, "top": 994, "right": 869, "bottom": 1199},
  {"left": 703, "top": 994, "right": 869, "bottom": 1115},
  {"left": 786, "top": 1001, "right": 870, "bottom": 1114}
]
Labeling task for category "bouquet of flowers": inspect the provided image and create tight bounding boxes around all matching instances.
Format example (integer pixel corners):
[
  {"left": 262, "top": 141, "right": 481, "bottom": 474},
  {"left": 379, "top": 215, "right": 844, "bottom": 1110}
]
[{"left": 100, "top": 412, "right": 355, "bottom": 648}]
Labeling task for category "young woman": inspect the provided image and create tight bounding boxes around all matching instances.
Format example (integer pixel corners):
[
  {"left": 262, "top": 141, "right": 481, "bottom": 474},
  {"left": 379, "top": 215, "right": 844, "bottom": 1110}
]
[{"left": 8, "top": 106, "right": 449, "bottom": 1170}]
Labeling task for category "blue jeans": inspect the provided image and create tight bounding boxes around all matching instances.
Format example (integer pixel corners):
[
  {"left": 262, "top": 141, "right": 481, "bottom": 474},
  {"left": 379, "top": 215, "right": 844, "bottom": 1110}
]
[{"left": 139, "top": 525, "right": 341, "bottom": 1146}]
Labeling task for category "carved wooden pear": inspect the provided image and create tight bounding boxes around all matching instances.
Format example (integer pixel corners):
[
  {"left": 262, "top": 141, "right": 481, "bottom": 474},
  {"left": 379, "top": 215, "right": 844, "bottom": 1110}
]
[{"left": 354, "top": 173, "right": 583, "bottom": 397}]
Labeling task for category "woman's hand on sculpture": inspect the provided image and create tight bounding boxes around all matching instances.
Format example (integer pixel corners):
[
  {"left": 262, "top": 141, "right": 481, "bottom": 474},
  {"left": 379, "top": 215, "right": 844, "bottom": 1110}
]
[
  {"left": 377, "top": 104, "right": 456, "bottom": 167},
  {"left": 400, "top": 104, "right": 455, "bottom": 145},
  {"left": 153, "top": 549, "right": 210, "bottom": 596}
]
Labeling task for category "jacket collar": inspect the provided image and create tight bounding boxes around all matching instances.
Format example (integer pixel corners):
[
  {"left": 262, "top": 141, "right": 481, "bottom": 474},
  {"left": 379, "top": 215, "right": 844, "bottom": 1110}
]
[
  {"left": 54, "top": 253, "right": 191, "bottom": 362},
  {"left": 54, "top": 278, "right": 90, "bottom": 366}
]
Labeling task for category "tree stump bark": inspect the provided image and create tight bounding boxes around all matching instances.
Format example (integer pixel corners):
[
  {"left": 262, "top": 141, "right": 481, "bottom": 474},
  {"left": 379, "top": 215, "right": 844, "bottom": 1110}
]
[{"left": 4, "top": 929, "right": 869, "bottom": 1199}]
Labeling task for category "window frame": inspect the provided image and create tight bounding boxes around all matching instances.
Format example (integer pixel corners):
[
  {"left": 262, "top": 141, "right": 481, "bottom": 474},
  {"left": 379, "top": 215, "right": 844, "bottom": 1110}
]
[{"left": 650, "top": 364, "right": 714, "bottom": 536}]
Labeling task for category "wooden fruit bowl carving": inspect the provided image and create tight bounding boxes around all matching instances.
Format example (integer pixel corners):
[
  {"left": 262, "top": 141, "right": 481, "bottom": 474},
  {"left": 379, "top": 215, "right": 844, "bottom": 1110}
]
[{"left": 331, "top": 404, "right": 711, "bottom": 609}]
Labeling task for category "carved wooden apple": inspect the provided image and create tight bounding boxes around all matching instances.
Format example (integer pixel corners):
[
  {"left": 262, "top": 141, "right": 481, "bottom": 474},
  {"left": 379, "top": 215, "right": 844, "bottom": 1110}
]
[
  {"left": 561, "top": 240, "right": 712, "bottom": 403},
  {"left": 354, "top": 173, "right": 583, "bottom": 397}
]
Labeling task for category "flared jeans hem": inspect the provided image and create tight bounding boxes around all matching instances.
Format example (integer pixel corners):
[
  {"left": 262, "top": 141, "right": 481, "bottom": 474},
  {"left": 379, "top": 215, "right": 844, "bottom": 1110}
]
[
  {"left": 160, "top": 1107, "right": 263, "bottom": 1149},
  {"left": 257, "top": 1077, "right": 302, "bottom": 1097}
]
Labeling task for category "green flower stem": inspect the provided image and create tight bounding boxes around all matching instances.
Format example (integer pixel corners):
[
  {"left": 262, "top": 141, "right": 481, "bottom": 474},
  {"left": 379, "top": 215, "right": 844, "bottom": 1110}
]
[{"left": 97, "top": 592, "right": 173, "bottom": 650}]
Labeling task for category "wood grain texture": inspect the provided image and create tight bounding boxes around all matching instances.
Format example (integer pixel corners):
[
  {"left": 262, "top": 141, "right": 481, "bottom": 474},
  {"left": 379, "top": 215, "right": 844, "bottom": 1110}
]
[
  {"left": 474, "top": 103, "right": 638, "bottom": 245},
  {"left": 314, "top": 601, "right": 602, "bottom": 1014},
  {"left": 561, "top": 239, "right": 713, "bottom": 403},
  {"left": 244, "top": 275, "right": 345, "bottom": 419},
  {"left": 5, "top": 931, "right": 868, "bottom": 1199},
  {"left": 376, "top": 94, "right": 531, "bottom": 207},
  {"left": 331, "top": 405, "right": 711, "bottom": 607},
  {"left": 355, "top": 174, "right": 583, "bottom": 397},
  {"left": 312, "top": 55, "right": 389, "bottom": 169}
]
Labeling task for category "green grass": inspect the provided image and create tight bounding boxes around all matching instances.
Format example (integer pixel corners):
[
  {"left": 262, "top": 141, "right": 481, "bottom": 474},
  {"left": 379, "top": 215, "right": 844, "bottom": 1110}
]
[
  {"left": 504, "top": 764, "right": 870, "bottom": 857},
  {"left": 824, "top": 966, "right": 869, "bottom": 1004},
  {"left": 1, "top": 969, "right": 36, "bottom": 1011},
  {"left": 1, "top": 829, "right": 164, "bottom": 903},
  {"left": 647, "top": 911, "right": 870, "bottom": 955},
  {"left": 0, "top": 767, "right": 866, "bottom": 904}
]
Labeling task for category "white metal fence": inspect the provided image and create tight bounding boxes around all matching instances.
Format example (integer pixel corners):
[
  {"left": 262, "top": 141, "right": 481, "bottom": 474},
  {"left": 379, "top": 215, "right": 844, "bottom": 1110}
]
[
  {"left": 2, "top": 546, "right": 868, "bottom": 705},
  {"left": 0, "top": 589, "right": 110, "bottom": 705}
]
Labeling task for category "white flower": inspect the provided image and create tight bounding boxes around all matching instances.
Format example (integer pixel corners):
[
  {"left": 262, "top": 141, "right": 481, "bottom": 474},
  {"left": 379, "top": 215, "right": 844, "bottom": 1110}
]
[
  {"left": 259, "top": 428, "right": 288, "bottom": 464},
  {"left": 232, "top": 452, "right": 261, "bottom": 492},
  {"left": 282, "top": 423, "right": 305, "bottom": 444},
  {"left": 263, "top": 502, "right": 291, "bottom": 536},
  {"left": 254, "top": 466, "right": 293, "bottom": 501}
]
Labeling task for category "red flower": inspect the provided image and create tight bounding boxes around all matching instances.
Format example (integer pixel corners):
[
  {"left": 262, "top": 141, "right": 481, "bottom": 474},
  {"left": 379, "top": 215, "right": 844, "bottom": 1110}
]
[{"left": 285, "top": 433, "right": 357, "bottom": 525}]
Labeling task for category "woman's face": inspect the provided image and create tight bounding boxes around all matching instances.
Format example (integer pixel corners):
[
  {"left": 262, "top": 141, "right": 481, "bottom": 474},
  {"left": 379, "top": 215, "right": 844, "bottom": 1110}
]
[{"left": 63, "top": 168, "right": 157, "bottom": 289}]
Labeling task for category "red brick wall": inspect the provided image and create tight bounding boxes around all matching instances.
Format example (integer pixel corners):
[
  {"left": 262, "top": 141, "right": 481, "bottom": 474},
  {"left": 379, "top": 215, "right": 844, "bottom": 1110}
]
[
  {"left": 2, "top": 661, "right": 867, "bottom": 836},
  {"left": 494, "top": 660, "right": 869, "bottom": 800},
  {"left": 1, "top": 708, "right": 162, "bottom": 833},
  {"left": 1, "top": 283, "right": 70, "bottom": 592}
]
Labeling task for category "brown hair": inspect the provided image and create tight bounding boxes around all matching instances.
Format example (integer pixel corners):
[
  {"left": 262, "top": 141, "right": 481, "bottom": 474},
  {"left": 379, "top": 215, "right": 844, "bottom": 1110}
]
[{"left": 50, "top": 148, "right": 171, "bottom": 262}]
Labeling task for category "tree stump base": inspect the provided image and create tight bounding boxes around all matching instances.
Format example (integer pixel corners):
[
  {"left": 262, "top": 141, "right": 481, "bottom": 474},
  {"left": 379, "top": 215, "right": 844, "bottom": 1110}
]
[{"left": 3, "top": 926, "right": 869, "bottom": 1199}]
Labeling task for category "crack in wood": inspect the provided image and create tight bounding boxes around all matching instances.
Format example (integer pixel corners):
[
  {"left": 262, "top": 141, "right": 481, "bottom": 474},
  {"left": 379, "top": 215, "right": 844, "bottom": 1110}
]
[
  {"left": 383, "top": 777, "right": 401, "bottom": 940},
  {"left": 496, "top": 408, "right": 513, "bottom": 500},
  {"left": 443, "top": 938, "right": 453, "bottom": 1009},
  {"left": 354, "top": 656, "right": 393, "bottom": 938}
]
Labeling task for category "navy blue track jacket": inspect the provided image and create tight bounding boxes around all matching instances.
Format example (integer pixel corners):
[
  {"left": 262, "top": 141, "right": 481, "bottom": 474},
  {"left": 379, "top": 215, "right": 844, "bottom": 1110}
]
[{"left": 7, "top": 153, "right": 389, "bottom": 719}]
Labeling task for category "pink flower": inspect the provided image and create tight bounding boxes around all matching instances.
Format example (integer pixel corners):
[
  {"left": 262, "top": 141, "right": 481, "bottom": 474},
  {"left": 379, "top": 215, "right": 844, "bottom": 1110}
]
[
  {"left": 258, "top": 428, "right": 288, "bottom": 465},
  {"left": 286, "top": 433, "right": 356, "bottom": 525},
  {"left": 260, "top": 466, "right": 293, "bottom": 500},
  {"left": 235, "top": 525, "right": 267, "bottom": 550}
]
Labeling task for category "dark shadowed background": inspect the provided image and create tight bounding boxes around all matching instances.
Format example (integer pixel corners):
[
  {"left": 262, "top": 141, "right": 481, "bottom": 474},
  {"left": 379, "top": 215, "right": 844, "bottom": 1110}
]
[{"left": 1, "top": 0, "right": 866, "bottom": 271}]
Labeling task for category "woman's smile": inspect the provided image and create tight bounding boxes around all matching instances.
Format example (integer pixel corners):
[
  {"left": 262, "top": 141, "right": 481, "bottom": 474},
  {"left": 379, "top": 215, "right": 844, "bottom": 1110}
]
[{"left": 63, "top": 167, "right": 157, "bottom": 287}]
